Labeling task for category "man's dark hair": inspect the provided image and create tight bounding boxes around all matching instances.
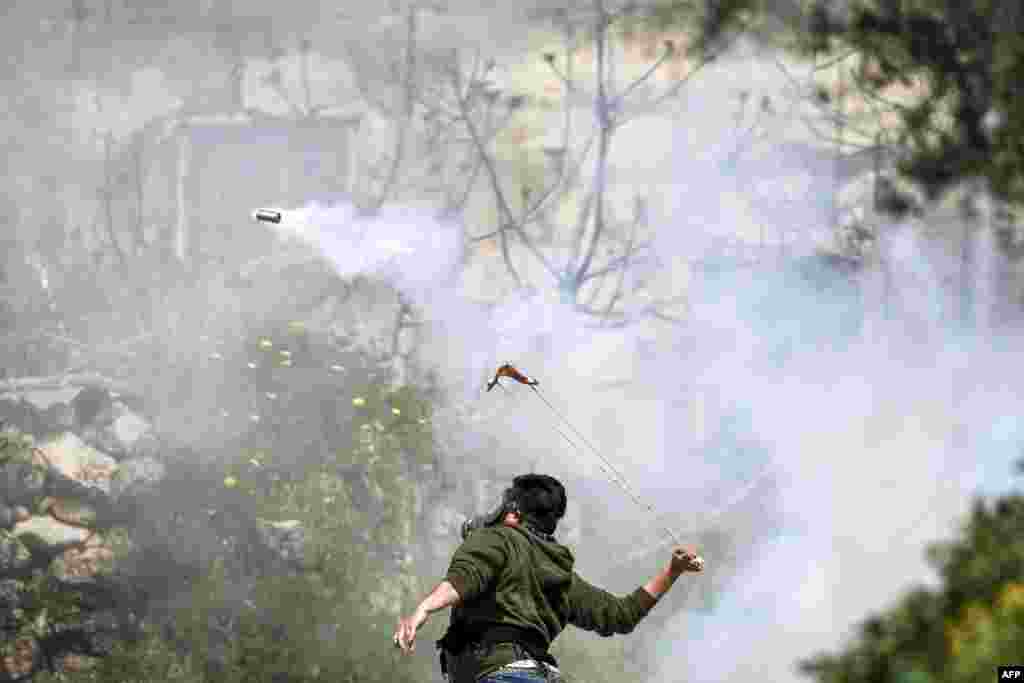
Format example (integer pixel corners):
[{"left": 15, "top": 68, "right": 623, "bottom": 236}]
[{"left": 510, "top": 474, "right": 567, "bottom": 535}]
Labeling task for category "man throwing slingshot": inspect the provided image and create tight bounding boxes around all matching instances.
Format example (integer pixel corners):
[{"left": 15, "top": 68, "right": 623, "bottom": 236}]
[{"left": 392, "top": 474, "right": 704, "bottom": 683}]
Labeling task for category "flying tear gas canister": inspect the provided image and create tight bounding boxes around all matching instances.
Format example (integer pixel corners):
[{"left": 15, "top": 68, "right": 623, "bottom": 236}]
[{"left": 252, "top": 208, "right": 282, "bottom": 224}]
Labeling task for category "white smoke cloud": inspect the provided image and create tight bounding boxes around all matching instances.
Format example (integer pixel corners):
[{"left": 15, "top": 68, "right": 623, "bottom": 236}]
[
  {"left": 265, "top": 201, "right": 464, "bottom": 309},
  {"left": 256, "top": 35, "right": 1021, "bottom": 683}
]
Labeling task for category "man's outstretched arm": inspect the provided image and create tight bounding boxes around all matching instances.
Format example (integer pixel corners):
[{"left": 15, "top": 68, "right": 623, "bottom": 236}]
[
  {"left": 394, "top": 526, "right": 509, "bottom": 654},
  {"left": 393, "top": 581, "right": 462, "bottom": 654},
  {"left": 643, "top": 545, "right": 703, "bottom": 600},
  {"left": 568, "top": 544, "right": 703, "bottom": 636},
  {"left": 418, "top": 580, "right": 463, "bottom": 615}
]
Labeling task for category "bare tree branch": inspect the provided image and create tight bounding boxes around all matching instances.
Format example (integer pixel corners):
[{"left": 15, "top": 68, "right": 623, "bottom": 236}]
[
  {"left": 446, "top": 153, "right": 485, "bottom": 215},
  {"left": 600, "top": 196, "right": 641, "bottom": 321},
  {"left": 543, "top": 56, "right": 581, "bottom": 95},
  {"left": 643, "top": 47, "right": 722, "bottom": 111},
  {"left": 812, "top": 49, "right": 860, "bottom": 72},
  {"left": 578, "top": 240, "right": 653, "bottom": 283},
  {"left": 366, "top": 6, "right": 420, "bottom": 212},
  {"left": 573, "top": 1, "right": 613, "bottom": 286},
  {"left": 524, "top": 131, "right": 599, "bottom": 226},
  {"left": 450, "top": 64, "right": 522, "bottom": 286},
  {"left": 100, "top": 132, "right": 127, "bottom": 270},
  {"left": 612, "top": 41, "right": 675, "bottom": 107},
  {"left": 567, "top": 187, "right": 597, "bottom": 272},
  {"left": 450, "top": 56, "right": 560, "bottom": 284}
]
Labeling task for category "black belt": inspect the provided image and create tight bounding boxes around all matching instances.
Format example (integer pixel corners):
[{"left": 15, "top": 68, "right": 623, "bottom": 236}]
[{"left": 438, "top": 624, "right": 558, "bottom": 678}]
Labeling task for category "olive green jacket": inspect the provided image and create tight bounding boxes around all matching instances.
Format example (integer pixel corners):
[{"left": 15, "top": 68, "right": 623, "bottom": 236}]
[{"left": 443, "top": 523, "right": 658, "bottom": 680}]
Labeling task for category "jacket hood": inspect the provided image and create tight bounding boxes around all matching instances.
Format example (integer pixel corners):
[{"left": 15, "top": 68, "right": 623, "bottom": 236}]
[{"left": 509, "top": 522, "right": 575, "bottom": 578}]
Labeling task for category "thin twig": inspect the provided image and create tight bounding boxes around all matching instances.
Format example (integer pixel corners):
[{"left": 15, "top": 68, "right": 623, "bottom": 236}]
[
  {"left": 578, "top": 241, "right": 653, "bottom": 283},
  {"left": 447, "top": 154, "right": 485, "bottom": 215},
  {"left": 542, "top": 59, "right": 580, "bottom": 95},
  {"left": 612, "top": 43, "right": 675, "bottom": 108},
  {"left": 644, "top": 43, "right": 725, "bottom": 111},
  {"left": 469, "top": 227, "right": 504, "bottom": 243},
  {"left": 812, "top": 49, "right": 860, "bottom": 72},
  {"left": 367, "top": 7, "right": 420, "bottom": 212},
  {"left": 451, "top": 62, "right": 559, "bottom": 283},
  {"left": 451, "top": 65, "right": 522, "bottom": 286},
  {"left": 524, "top": 131, "right": 599, "bottom": 226},
  {"left": 567, "top": 188, "right": 597, "bottom": 273},
  {"left": 600, "top": 200, "right": 640, "bottom": 322}
]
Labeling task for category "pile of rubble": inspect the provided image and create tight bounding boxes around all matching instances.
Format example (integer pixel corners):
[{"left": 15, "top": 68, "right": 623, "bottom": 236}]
[{"left": 0, "top": 382, "right": 307, "bottom": 678}]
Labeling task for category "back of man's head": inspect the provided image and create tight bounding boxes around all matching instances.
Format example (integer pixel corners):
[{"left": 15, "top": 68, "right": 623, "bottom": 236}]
[{"left": 511, "top": 474, "right": 567, "bottom": 535}]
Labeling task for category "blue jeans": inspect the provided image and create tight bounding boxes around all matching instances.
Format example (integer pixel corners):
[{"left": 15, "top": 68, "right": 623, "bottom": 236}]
[{"left": 477, "top": 664, "right": 563, "bottom": 683}]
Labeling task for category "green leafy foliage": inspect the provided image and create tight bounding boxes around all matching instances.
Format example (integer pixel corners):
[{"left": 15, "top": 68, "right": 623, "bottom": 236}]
[
  {"left": 796, "top": 0, "right": 1024, "bottom": 206},
  {"left": 0, "top": 428, "right": 37, "bottom": 466},
  {"left": 945, "top": 582, "right": 1024, "bottom": 681},
  {"left": 620, "top": 0, "right": 762, "bottom": 55},
  {"left": 85, "top": 374, "right": 638, "bottom": 682},
  {"left": 799, "top": 494, "right": 1024, "bottom": 683}
]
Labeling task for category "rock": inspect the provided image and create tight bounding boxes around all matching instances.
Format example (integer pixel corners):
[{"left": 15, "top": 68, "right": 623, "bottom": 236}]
[
  {"left": 57, "top": 654, "right": 100, "bottom": 674},
  {"left": 14, "top": 515, "right": 90, "bottom": 547},
  {"left": 70, "top": 386, "right": 115, "bottom": 430},
  {"left": 110, "top": 456, "right": 166, "bottom": 502},
  {"left": 0, "top": 530, "right": 33, "bottom": 574},
  {"left": 0, "top": 461, "right": 48, "bottom": 507},
  {"left": 49, "top": 498, "right": 99, "bottom": 527},
  {"left": 37, "top": 433, "right": 118, "bottom": 497},
  {"left": 53, "top": 543, "right": 114, "bottom": 581},
  {"left": 20, "top": 389, "right": 80, "bottom": 436},
  {"left": 13, "top": 507, "right": 29, "bottom": 523},
  {"left": 0, "top": 636, "right": 38, "bottom": 678},
  {"left": 19, "top": 388, "right": 81, "bottom": 413}
]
